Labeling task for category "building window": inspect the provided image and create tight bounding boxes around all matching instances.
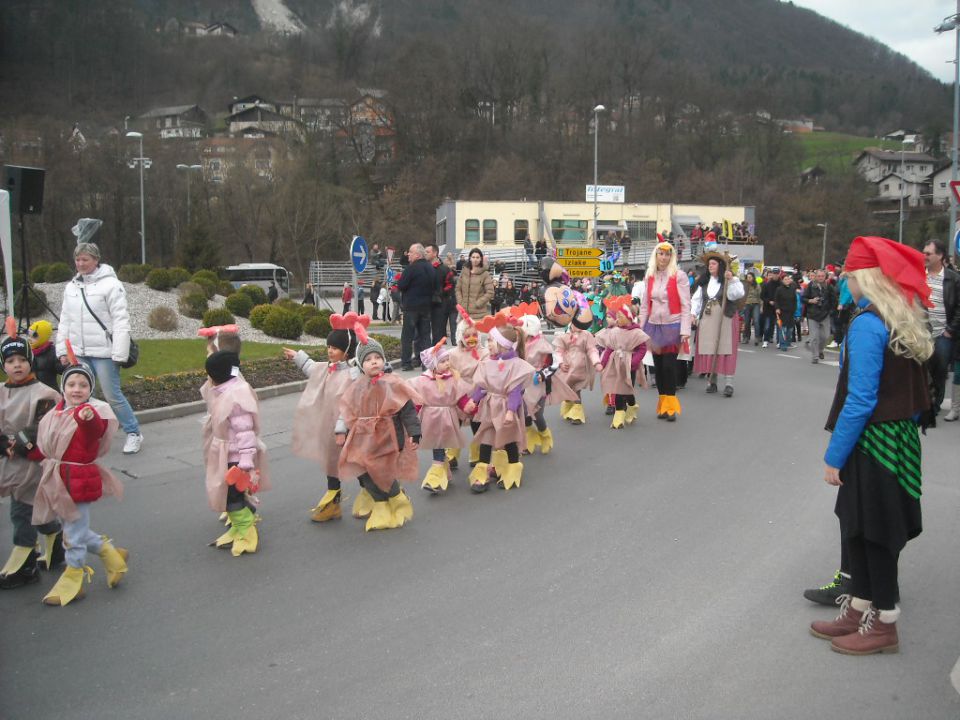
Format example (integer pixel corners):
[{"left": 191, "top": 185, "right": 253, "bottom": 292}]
[
  {"left": 436, "top": 219, "right": 447, "bottom": 246},
  {"left": 209, "top": 160, "right": 222, "bottom": 171},
  {"left": 514, "top": 220, "right": 529, "bottom": 244},
  {"left": 483, "top": 219, "right": 497, "bottom": 244},
  {"left": 551, "top": 219, "right": 588, "bottom": 243},
  {"left": 883, "top": 183, "right": 889, "bottom": 191},
  {"left": 628, "top": 221, "right": 658, "bottom": 242},
  {"left": 941, "top": 182, "right": 947, "bottom": 188},
  {"left": 465, "top": 219, "right": 480, "bottom": 244}
]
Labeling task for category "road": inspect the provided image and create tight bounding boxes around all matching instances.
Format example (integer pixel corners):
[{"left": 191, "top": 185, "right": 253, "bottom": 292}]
[{"left": 1, "top": 345, "right": 958, "bottom": 720}]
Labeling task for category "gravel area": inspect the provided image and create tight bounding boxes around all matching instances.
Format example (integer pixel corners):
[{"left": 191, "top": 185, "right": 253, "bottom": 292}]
[{"left": 29, "top": 282, "right": 324, "bottom": 346}]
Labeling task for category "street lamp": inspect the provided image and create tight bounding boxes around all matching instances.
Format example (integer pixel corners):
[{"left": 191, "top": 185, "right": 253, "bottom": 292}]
[
  {"left": 816, "top": 222, "right": 828, "bottom": 268},
  {"left": 176, "top": 164, "right": 203, "bottom": 228},
  {"left": 898, "top": 140, "right": 906, "bottom": 244},
  {"left": 125, "top": 131, "right": 151, "bottom": 264},
  {"left": 936, "top": 6, "right": 960, "bottom": 261},
  {"left": 592, "top": 104, "right": 606, "bottom": 246}
]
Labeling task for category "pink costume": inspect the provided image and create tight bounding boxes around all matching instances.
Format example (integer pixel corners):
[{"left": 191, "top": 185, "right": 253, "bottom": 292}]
[
  {"left": 200, "top": 377, "right": 271, "bottom": 513},
  {"left": 472, "top": 355, "right": 535, "bottom": 450},
  {"left": 31, "top": 398, "right": 121, "bottom": 525},
  {"left": 595, "top": 326, "right": 650, "bottom": 396},
  {"left": 448, "top": 344, "right": 488, "bottom": 386},
  {"left": 0, "top": 380, "right": 60, "bottom": 504},
  {"left": 337, "top": 373, "right": 423, "bottom": 492},
  {"left": 290, "top": 353, "right": 355, "bottom": 476},
  {"left": 409, "top": 370, "right": 471, "bottom": 450},
  {"left": 525, "top": 333, "right": 577, "bottom": 406},
  {"left": 554, "top": 328, "right": 600, "bottom": 393}
]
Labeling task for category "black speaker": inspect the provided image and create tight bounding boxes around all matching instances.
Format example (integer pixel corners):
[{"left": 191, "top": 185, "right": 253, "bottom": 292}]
[{"left": 3, "top": 165, "right": 45, "bottom": 215}]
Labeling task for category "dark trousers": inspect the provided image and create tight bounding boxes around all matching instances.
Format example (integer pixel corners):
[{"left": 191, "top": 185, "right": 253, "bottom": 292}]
[
  {"left": 761, "top": 311, "right": 777, "bottom": 342},
  {"left": 342, "top": 302, "right": 351, "bottom": 314},
  {"left": 358, "top": 298, "right": 365, "bottom": 316},
  {"left": 430, "top": 304, "right": 447, "bottom": 345},
  {"left": 447, "top": 306, "right": 459, "bottom": 345},
  {"left": 479, "top": 442, "right": 520, "bottom": 463},
  {"left": 11, "top": 498, "right": 59, "bottom": 547},
  {"left": 358, "top": 473, "right": 400, "bottom": 501},
  {"left": 847, "top": 536, "right": 900, "bottom": 611},
  {"left": 525, "top": 406, "right": 547, "bottom": 432},
  {"left": 401, "top": 307, "right": 432, "bottom": 367},
  {"left": 652, "top": 352, "right": 678, "bottom": 396}
]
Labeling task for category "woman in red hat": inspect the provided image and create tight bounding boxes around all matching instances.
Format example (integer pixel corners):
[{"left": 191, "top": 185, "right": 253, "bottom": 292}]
[{"left": 810, "top": 236, "right": 934, "bottom": 655}]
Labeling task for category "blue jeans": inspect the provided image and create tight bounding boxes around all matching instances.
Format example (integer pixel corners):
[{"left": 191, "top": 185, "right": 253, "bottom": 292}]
[
  {"left": 777, "top": 322, "right": 795, "bottom": 350},
  {"left": 932, "top": 333, "right": 955, "bottom": 411},
  {"left": 62, "top": 502, "right": 103, "bottom": 568},
  {"left": 761, "top": 312, "right": 777, "bottom": 342},
  {"left": 81, "top": 356, "right": 140, "bottom": 435},
  {"left": 741, "top": 304, "right": 761, "bottom": 341}
]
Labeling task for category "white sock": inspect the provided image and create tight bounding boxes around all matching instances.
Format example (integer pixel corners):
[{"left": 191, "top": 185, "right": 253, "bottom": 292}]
[
  {"left": 723, "top": 375, "right": 734, "bottom": 387},
  {"left": 851, "top": 596, "right": 871, "bottom": 612},
  {"left": 878, "top": 607, "right": 901, "bottom": 624}
]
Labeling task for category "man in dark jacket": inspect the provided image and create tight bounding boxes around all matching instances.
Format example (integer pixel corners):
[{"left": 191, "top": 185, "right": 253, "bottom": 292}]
[
  {"left": 773, "top": 274, "right": 797, "bottom": 351},
  {"left": 760, "top": 270, "right": 780, "bottom": 347},
  {"left": 924, "top": 240, "right": 960, "bottom": 416},
  {"left": 803, "top": 269, "right": 835, "bottom": 363},
  {"left": 398, "top": 243, "right": 434, "bottom": 370}
]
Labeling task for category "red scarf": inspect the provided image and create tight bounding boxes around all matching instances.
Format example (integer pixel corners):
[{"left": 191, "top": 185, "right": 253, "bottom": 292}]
[{"left": 647, "top": 273, "right": 681, "bottom": 316}]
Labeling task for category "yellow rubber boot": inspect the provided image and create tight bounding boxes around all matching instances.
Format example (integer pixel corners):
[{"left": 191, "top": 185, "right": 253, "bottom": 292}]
[
  {"left": 98, "top": 540, "right": 129, "bottom": 588},
  {"left": 388, "top": 490, "right": 414, "bottom": 526},
  {"left": 539, "top": 428, "right": 554, "bottom": 454},
  {"left": 352, "top": 488, "right": 375, "bottom": 519},
  {"left": 525, "top": 425, "right": 541, "bottom": 454},
  {"left": 311, "top": 489, "right": 343, "bottom": 522},
  {"left": 42, "top": 565, "right": 93, "bottom": 607},
  {"left": 567, "top": 403, "right": 586, "bottom": 425},
  {"left": 560, "top": 400, "right": 573, "bottom": 420},
  {"left": 468, "top": 442, "right": 481, "bottom": 466},
  {"left": 625, "top": 404, "right": 638, "bottom": 425},
  {"left": 501, "top": 462, "right": 524, "bottom": 490},
  {"left": 611, "top": 409, "right": 626, "bottom": 429},
  {"left": 421, "top": 463, "right": 449, "bottom": 493},
  {"left": 491, "top": 450, "right": 509, "bottom": 479},
  {"left": 365, "top": 501, "right": 398, "bottom": 531},
  {"left": 468, "top": 462, "right": 490, "bottom": 492}
]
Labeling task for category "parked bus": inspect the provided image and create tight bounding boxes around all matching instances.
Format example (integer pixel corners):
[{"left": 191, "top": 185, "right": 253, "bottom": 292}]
[{"left": 223, "top": 263, "right": 292, "bottom": 297}]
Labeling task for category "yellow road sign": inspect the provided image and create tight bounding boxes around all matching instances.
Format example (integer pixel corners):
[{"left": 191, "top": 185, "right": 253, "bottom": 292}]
[
  {"left": 557, "top": 248, "right": 604, "bottom": 259},
  {"left": 560, "top": 258, "right": 602, "bottom": 269},
  {"left": 567, "top": 268, "right": 603, "bottom": 278}
]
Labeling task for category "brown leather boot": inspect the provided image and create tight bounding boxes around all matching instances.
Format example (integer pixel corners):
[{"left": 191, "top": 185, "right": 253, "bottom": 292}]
[
  {"left": 830, "top": 608, "right": 899, "bottom": 655},
  {"left": 810, "top": 596, "right": 863, "bottom": 640}
]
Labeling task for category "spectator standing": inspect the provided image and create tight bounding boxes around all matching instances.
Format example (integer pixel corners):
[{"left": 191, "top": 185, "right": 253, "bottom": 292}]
[
  {"left": 760, "top": 270, "right": 780, "bottom": 347},
  {"left": 535, "top": 239, "right": 547, "bottom": 262},
  {"left": 523, "top": 235, "right": 537, "bottom": 268},
  {"left": 370, "top": 244, "right": 384, "bottom": 270},
  {"left": 455, "top": 248, "right": 495, "bottom": 321},
  {"left": 357, "top": 281, "right": 366, "bottom": 316},
  {"left": 774, "top": 274, "right": 797, "bottom": 351},
  {"left": 341, "top": 283, "right": 353, "bottom": 314},
  {"left": 804, "top": 269, "right": 835, "bottom": 363},
  {"left": 371, "top": 278, "right": 383, "bottom": 319},
  {"left": 741, "top": 271, "right": 762, "bottom": 345},
  {"left": 267, "top": 282, "right": 279, "bottom": 303},
  {"left": 397, "top": 244, "right": 435, "bottom": 370},
  {"left": 302, "top": 283, "right": 315, "bottom": 307},
  {"left": 55, "top": 242, "right": 143, "bottom": 454},
  {"left": 923, "top": 240, "right": 959, "bottom": 417},
  {"left": 443, "top": 253, "right": 459, "bottom": 342},
  {"left": 425, "top": 244, "right": 451, "bottom": 344},
  {"left": 377, "top": 283, "right": 391, "bottom": 322}
]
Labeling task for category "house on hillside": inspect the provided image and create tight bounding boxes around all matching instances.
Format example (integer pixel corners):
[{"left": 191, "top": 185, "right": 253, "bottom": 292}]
[
  {"left": 135, "top": 105, "right": 208, "bottom": 139},
  {"left": 335, "top": 92, "right": 396, "bottom": 164},
  {"left": 276, "top": 98, "right": 348, "bottom": 134},
  {"left": 854, "top": 149, "right": 935, "bottom": 184},
  {"left": 800, "top": 166, "right": 826, "bottom": 186},
  {"left": 227, "top": 104, "right": 303, "bottom": 140},
  {"left": 162, "top": 19, "right": 239, "bottom": 38},
  {"left": 874, "top": 173, "right": 929, "bottom": 207},
  {"left": 204, "top": 22, "right": 238, "bottom": 37},
  {"left": 931, "top": 163, "right": 956, "bottom": 207},
  {"left": 228, "top": 95, "right": 277, "bottom": 115},
  {"left": 199, "top": 137, "right": 284, "bottom": 183},
  {"left": 775, "top": 117, "right": 815, "bottom": 133}
]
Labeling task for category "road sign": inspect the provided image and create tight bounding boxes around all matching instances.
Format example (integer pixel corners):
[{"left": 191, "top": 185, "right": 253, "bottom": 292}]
[
  {"left": 560, "top": 258, "right": 602, "bottom": 269},
  {"left": 350, "top": 235, "right": 368, "bottom": 273},
  {"left": 567, "top": 268, "right": 603, "bottom": 278},
  {"left": 950, "top": 180, "right": 960, "bottom": 205},
  {"left": 557, "top": 248, "right": 603, "bottom": 259}
]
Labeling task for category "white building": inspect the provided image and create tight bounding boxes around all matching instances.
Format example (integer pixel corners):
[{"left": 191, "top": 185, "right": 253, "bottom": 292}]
[
  {"left": 875, "top": 173, "right": 927, "bottom": 207},
  {"left": 931, "top": 163, "right": 956, "bottom": 207},
  {"left": 854, "top": 149, "right": 935, "bottom": 184}
]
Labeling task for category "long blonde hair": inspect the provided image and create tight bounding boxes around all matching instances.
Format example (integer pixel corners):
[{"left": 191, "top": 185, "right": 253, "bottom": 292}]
[
  {"left": 849, "top": 267, "right": 933, "bottom": 362},
  {"left": 644, "top": 243, "right": 678, "bottom": 281}
]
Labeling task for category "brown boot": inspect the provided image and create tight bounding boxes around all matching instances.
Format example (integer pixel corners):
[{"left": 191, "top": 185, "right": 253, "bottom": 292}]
[
  {"left": 809, "top": 595, "right": 863, "bottom": 640},
  {"left": 830, "top": 607, "right": 899, "bottom": 655}
]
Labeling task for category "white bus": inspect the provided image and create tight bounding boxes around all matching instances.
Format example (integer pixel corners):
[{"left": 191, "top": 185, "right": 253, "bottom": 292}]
[{"left": 223, "top": 263, "right": 292, "bottom": 297}]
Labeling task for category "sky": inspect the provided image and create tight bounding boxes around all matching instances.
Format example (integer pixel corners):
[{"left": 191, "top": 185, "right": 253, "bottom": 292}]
[{"left": 790, "top": 0, "right": 958, "bottom": 83}]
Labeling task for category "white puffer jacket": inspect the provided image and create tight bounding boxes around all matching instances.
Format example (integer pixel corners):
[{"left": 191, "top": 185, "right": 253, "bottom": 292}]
[{"left": 55, "top": 264, "right": 132, "bottom": 362}]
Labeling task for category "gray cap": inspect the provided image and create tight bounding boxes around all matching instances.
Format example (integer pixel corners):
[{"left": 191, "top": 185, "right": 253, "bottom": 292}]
[{"left": 356, "top": 337, "right": 385, "bottom": 368}]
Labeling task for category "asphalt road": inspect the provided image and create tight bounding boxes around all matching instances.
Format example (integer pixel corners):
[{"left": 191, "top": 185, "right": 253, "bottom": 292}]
[{"left": 2, "top": 344, "right": 959, "bottom": 720}]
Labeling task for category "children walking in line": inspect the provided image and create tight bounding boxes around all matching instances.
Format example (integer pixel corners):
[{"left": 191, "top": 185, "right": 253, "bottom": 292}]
[
  {"left": 285, "top": 313, "right": 361, "bottom": 522},
  {"left": 554, "top": 323, "right": 602, "bottom": 425},
  {"left": 596, "top": 296, "right": 649, "bottom": 429},
  {"left": 31, "top": 342, "right": 127, "bottom": 606},
  {"left": 336, "top": 326, "right": 422, "bottom": 531},
  {"left": 199, "top": 326, "right": 270, "bottom": 556},
  {"left": 446, "top": 306, "right": 488, "bottom": 468}
]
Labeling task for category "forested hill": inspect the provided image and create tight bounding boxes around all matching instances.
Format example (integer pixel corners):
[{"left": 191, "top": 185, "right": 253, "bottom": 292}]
[{"left": 0, "top": 0, "right": 950, "bottom": 135}]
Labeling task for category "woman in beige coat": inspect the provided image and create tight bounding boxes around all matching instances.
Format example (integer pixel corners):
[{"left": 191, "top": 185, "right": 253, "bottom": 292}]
[{"left": 456, "top": 248, "right": 495, "bottom": 320}]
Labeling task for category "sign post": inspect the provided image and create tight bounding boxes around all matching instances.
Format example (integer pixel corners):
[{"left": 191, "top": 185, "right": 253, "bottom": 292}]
[
  {"left": 350, "top": 235, "right": 368, "bottom": 314},
  {"left": 557, "top": 247, "right": 604, "bottom": 278}
]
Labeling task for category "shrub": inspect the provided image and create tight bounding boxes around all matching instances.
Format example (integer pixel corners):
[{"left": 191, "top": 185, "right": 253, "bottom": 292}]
[
  {"left": 167, "top": 267, "right": 191, "bottom": 287},
  {"left": 225, "top": 292, "right": 254, "bottom": 318},
  {"left": 239, "top": 284, "right": 268, "bottom": 306},
  {"left": 177, "top": 281, "right": 204, "bottom": 297},
  {"left": 178, "top": 291, "right": 208, "bottom": 319},
  {"left": 218, "top": 281, "right": 236, "bottom": 297},
  {"left": 261, "top": 306, "right": 303, "bottom": 340},
  {"left": 146, "top": 268, "right": 173, "bottom": 291},
  {"left": 304, "top": 314, "right": 332, "bottom": 337},
  {"left": 44, "top": 262, "right": 74, "bottom": 283},
  {"left": 192, "top": 269, "right": 220, "bottom": 284},
  {"left": 249, "top": 303, "right": 273, "bottom": 330},
  {"left": 118, "top": 264, "right": 153, "bottom": 283},
  {"left": 20, "top": 287, "right": 49, "bottom": 317},
  {"left": 275, "top": 298, "right": 298, "bottom": 311},
  {"left": 202, "top": 308, "right": 236, "bottom": 327},
  {"left": 30, "top": 264, "right": 49, "bottom": 283},
  {"left": 191, "top": 275, "right": 218, "bottom": 299},
  {"left": 147, "top": 305, "right": 179, "bottom": 331},
  {"left": 296, "top": 303, "right": 320, "bottom": 321}
]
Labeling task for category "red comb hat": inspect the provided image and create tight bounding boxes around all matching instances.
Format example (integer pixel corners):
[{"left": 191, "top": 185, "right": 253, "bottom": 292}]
[
  {"left": 456, "top": 304, "right": 475, "bottom": 327},
  {"left": 844, "top": 236, "right": 932, "bottom": 308},
  {"left": 198, "top": 324, "right": 239, "bottom": 338},
  {"left": 475, "top": 309, "right": 521, "bottom": 334},
  {"left": 331, "top": 312, "right": 370, "bottom": 330}
]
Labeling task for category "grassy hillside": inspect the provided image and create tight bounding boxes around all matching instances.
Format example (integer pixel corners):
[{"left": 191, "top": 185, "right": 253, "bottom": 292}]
[{"left": 795, "top": 132, "right": 902, "bottom": 174}]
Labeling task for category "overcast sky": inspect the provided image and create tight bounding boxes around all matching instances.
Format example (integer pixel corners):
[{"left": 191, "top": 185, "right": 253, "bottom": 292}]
[{"left": 790, "top": 0, "right": 958, "bottom": 83}]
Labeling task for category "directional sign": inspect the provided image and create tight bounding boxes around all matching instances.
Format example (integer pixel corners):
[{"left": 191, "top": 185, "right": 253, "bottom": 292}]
[
  {"left": 560, "top": 258, "right": 602, "bottom": 269},
  {"left": 567, "top": 268, "right": 604, "bottom": 278},
  {"left": 558, "top": 247, "right": 603, "bottom": 259},
  {"left": 350, "top": 235, "right": 368, "bottom": 273}
]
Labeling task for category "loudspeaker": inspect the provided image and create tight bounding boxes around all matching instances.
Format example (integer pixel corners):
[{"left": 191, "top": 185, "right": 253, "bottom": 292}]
[{"left": 3, "top": 165, "right": 45, "bottom": 215}]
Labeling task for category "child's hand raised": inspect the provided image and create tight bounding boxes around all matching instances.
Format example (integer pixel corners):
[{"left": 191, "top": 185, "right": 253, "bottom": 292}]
[
  {"left": 77, "top": 405, "right": 94, "bottom": 421},
  {"left": 282, "top": 348, "right": 297, "bottom": 360}
]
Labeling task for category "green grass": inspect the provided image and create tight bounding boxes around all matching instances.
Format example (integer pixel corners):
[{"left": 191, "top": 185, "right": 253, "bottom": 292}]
[
  {"left": 796, "top": 132, "right": 901, "bottom": 174},
  {"left": 119, "top": 339, "right": 321, "bottom": 381}
]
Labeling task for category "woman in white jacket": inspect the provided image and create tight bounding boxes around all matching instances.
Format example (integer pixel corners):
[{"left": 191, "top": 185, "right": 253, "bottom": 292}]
[{"left": 55, "top": 243, "right": 143, "bottom": 453}]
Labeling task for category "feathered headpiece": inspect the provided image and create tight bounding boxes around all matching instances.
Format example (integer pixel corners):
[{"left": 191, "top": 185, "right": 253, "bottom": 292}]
[
  {"left": 456, "top": 304, "right": 475, "bottom": 328},
  {"left": 331, "top": 312, "right": 370, "bottom": 331},
  {"left": 197, "top": 324, "right": 239, "bottom": 351},
  {"left": 507, "top": 301, "right": 541, "bottom": 321},
  {"left": 60, "top": 338, "right": 96, "bottom": 395}
]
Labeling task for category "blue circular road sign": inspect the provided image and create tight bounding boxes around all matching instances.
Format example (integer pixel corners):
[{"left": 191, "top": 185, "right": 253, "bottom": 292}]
[{"left": 351, "top": 235, "right": 368, "bottom": 273}]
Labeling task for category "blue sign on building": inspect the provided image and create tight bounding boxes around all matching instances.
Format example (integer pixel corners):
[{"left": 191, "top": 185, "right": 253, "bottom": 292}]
[{"left": 351, "top": 235, "right": 368, "bottom": 274}]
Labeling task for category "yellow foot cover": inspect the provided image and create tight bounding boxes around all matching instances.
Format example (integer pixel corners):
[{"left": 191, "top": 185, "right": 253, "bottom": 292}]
[
  {"left": 352, "top": 488, "right": 375, "bottom": 519},
  {"left": 98, "top": 540, "right": 129, "bottom": 588},
  {"left": 625, "top": 405, "right": 638, "bottom": 425},
  {"left": 231, "top": 525, "right": 259, "bottom": 556},
  {"left": 41, "top": 533, "right": 61, "bottom": 571},
  {"left": 657, "top": 394, "right": 682, "bottom": 417},
  {"left": 214, "top": 527, "right": 236, "bottom": 548},
  {"left": 525, "top": 425, "right": 541, "bottom": 453},
  {"left": 560, "top": 400, "right": 573, "bottom": 420},
  {"left": 388, "top": 491, "right": 414, "bottom": 526},
  {"left": 0, "top": 545, "right": 34, "bottom": 576},
  {"left": 445, "top": 447, "right": 460, "bottom": 464},
  {"left": 421, "top": 463, "right": 449, "bottom": 492},
  {"left": 501, "top": 462, "right": 524, "bottom": 491},
  {"left": 365, "top": 501, "right": 400, "bottom": 531},
  {"left": 491, "top": 450, "right": 509, "bottom": 479},
  {"left": 611, "top": 410, "right": 626, "bottom": 429},
  {"left": 42, "top": 565, "right": 93, "bottom": 606},
  {"left": 567, "top": 403, "right": 586, "bottom": 425},
  {"left": 539, "top": 428, "right": 554, "bottom": 454},
  {"left": 219, "top": 511, "right": 231, "bottom": 527},
  {"left": 311, "top": 489, "right": 343, "bottom": 522},
  {"left": 468, "top": 442, "right": 481, "bottom": 465},
  {"left": 468, "top": 462, "right": 489, "bottom": 489}
]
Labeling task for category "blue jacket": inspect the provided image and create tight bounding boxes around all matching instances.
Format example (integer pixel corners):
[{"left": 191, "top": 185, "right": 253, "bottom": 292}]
[
  {"left": 837, "top": 277, "right": 852, "bottom": 306},
  {"left": 824, "top": 298, "right": 887, "bottom": 468}
]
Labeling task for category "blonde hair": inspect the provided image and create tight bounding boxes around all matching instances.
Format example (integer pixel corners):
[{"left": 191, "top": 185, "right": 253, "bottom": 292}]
[
  {"left": 644, "top": 243, "right": 678, "bottom": 281},
  {"left": 849, "top": 268, "right": 933, "bottom": 362},
  {"left": 496, "top": 324, "right": 526, "bottom": 359}
]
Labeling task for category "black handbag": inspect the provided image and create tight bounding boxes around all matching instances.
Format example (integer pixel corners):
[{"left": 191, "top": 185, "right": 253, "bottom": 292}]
[{"left": 79, "top": 286, "right": 139, "bottom": 369}]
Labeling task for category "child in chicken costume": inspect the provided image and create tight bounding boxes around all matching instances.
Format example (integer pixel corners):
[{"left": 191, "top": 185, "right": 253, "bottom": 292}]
[
  {"left": 445, "top": 305, "right": 489, "bottom": 468},
  {"left": 595, "top": 296, "right": 649, "bottom": 429}
]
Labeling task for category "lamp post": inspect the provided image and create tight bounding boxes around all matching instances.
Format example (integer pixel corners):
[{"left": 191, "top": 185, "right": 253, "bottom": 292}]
[
  {"left": 898, "top": 140, "right": 907, "bottom": 244},
  {"left": 936, "top": 5, "right": 960, "bottom": 261},
  {"left": 816, "top": 222, "right": 828, "bottom": 268},
  {"left": 125, "top": 131, "right": 151, "bottom": 264},
  {"left": 592, "top": 104, "right": 605, "bottom": 245},
  {"left": 176, "top": 164, "right": 203, "bottom": 228}
]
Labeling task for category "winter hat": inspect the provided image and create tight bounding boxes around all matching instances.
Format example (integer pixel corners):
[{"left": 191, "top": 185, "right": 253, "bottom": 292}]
[
  {"left": 60, "top": 363, "right": 95, "bottom": 396},
  {"left": 205, "top": 351, "right": 241, "bottom": 385},
  {"left": 844, "top": 236, "right": 932, "bottom": 307},
  {"left": 353, "top": 322, "right": 384, "bottom": 368},
  {"left": 328, "top": 311, "right": 368, "bottom": 359},
  {"left": 27, "top": 320, "right": 53, "bottom": 350},
  {"left": 419, "top": 338, "right": 450, "bottom": 370},
  {"left": 1, "top": 317, "right": 32, "bottom": 364}
]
